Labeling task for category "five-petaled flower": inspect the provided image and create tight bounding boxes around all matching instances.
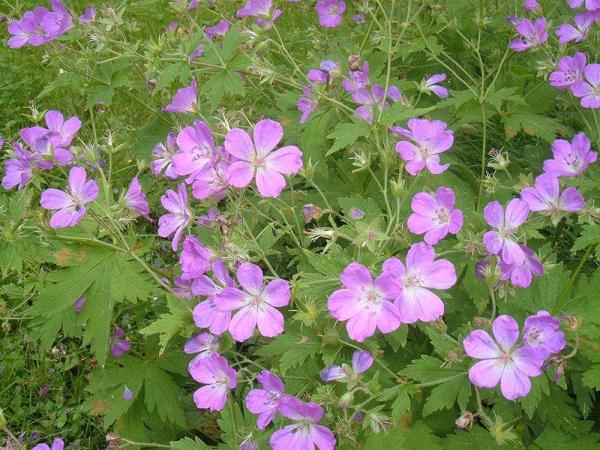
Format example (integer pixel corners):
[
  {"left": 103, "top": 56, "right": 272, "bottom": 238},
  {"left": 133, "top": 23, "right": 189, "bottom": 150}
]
[
  {"left": 246, "top": 369, "right": 286, "bottom": 429},
  {"left": 189, "top": 353, "right": 237, "bottom": 411},
  {"left": 483, "top": 199, "right": 530, "bottom": 266},
  {"left": 407, "top": 187, "right": 463, "bottom": 245}
]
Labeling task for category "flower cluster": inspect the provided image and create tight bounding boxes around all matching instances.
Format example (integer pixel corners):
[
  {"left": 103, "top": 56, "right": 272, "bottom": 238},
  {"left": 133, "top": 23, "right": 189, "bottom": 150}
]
[{"left": 7, "top": 0, "right": 73, "bottom": 48}]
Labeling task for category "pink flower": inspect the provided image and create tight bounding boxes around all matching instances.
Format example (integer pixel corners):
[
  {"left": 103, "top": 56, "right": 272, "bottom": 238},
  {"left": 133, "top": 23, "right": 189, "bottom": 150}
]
[
  {"left": 315, "top": 0, "right": 346, "bottom": 28},
  {"left": 407, "top": 187, "right": 463, "bottom": 245},
  {"left": 463, "top": 315, "right": 544, "bottom": 400},
  {"left": 423, "top": 73, "right": 449, "bottom": 99},
  {"left": 483, "top": 199, "right": 529, "bottom": 265},
  {"left": 556, "top": 12, "right": 595, "bottom": 44},
  {"left": 163, "top": 78, "right": 197, "bottom": 113},
  {"left": 179, "top": 236, "right": 214, "bottom": 281},
  {"left": 32, "top": 438, "right": 64, "bottom": 450},
  {"left": 523, "top": 311, "right": 565, "bottom": 357},
  {"left": 189, "top": 353, "right": 237, "bottom": 411},
  {"left": 499, "top": 244, "right": 544, "bottom": 288},
  {"left": 549, "top": 53, "right": 587, "bottom": 90},
  {"left": 246, "top": 370, "right": 285, "bottom": 429},
  {"left": 327, "top": 262, "right": 402, "bottom": 342},
  {"left": 40, "top": 166, "right": 98, "bottom": 228},
  {"left": 520, "top": 173, "right": 584, "bottom": 213},
  {"left": 158, "top": 183, "right": 191, "bottom": 251},
  {"left": 572, "top": 64, "right": 600, "bottom": 108},
  {"left": 225, "top": 119, "right": 303, "bottom": 198},
  {"left": 193, "top": 259, "right": 235, "bottom": 335},
  {"left": 44, "top": 109, "right": 81, "bottom": 148},
  {"left": 173, "top": 121, "right": 216, "bottom": 183},
  {"left": 214, "top": 263, "right": 290, "bottom": 341},
  {"left": 192, "top": 160, "right": 229, "bottom": 201},
  {"left": 394, "top": 118, "right": 454, "bottom": 175},
  {"left": 237, "top": 0, "right": 282, "bottom": 28},
  {"left": 543, "top": 132, "right": 597, "bottom": 176},
  {"left": 382, "top": 243, "right": 456, "bottom": 324},
  {"left": 270, "top": 396, "right": 336, "bottom": 450},
  {"left": 184, "top": 332, "right": 220, "bottom": 366},
  {"left": 510, "top": 18, "right": 548, "bottom": 52},
  {"left": 124, "top": 176, "right": 151, "bottom": 220}
]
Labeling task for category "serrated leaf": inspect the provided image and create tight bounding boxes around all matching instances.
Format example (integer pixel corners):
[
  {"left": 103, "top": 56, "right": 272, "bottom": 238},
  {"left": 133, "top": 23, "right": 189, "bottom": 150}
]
[
  {"left": 171, "top": 437, "right": 211, "bottom": 449},
  {"left": 326, "top": 121, "right": 371, "bottom": 156},
  {"left": 422, "top": 373, "right": 471, "bottom": 416},
  {"left": 256, "top": 333, "right": 321, "bottom": 374},
  {"left": 154, "top": 62, "right": 188, "bottom": 93},
  {"left": 520, "top": 374, "right": 549, "bottom": 418},
  {"left": 503, "top": 112, "right": 570, "bottom": 143},
  {"left": 379, "top": 104, "right": 437, "bottom": 127},
  {"left": 140, "top": 295, "right": 193, "bottom": 353}
]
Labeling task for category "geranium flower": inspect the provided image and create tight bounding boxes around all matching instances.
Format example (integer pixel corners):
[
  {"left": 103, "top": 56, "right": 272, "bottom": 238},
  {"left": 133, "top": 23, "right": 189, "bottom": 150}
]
[
  {"left": 2, "top": 143, "right": 35, "bottom": 190},
  {"left": 124, "top": 176, "right": 151, "bottom": 220},
  {"left": 320, "top": 350, "right": 373, "bottom": 382},
  {"left": 184, "top": 332, "right": 220, "bottom": 366},
  {"left": 523, "top": 311, "right": 566, "bottom": 357},
  {"left": 225, "top": 119, "right": 303, "bottom": 198},
  {"left": 44, "top": 109, "right": 81, "bottom": 148},
  {"left": 382, "top": 243, "right": 456, "bottom": 324},
  {"left": 189, "top": 353, "right": 237, "bottom": 411},
  {"left": 509, "top": 18, "right": 548, "bottom": 52},
  {"left": 40, "top": 166, "right": 98, "bottom": 228},
  {"left": 111, "top": 327, "right": 131, "bottom": 357},
  {"left": 483, "top": 199, "right": 529, "bottom": 265},
  {"left": 193, "top": 259, "right": 235, "bottom": 335},
  {"left": 568, "top": 0, "right": 600, "bottom": 11},
  {"left": 520, "top": 173, "right": 584, "bottom": 213},
  {"left": 151, "top": 133, "right": 179, "bottom": 179},
  {"left": 32, "top": 438, "right": 64, "bottom": 450},
  {"left": 215, "top": 262, "right": 290, "bottom": 341},
  {"left": 394, "top": 118, "right": 454, "bottom": 175},
  {"left": 173, "top": 120, "right": 216, "bottom": 183},
  {"left": 179, "top": 235, "right": 213, "bottom": 281},
  {"left": 270, "top": 397, "right": 336, "bottom": 450},
  {"left": 158, "top": 183, "right": 191, "bottom": 251},
  {"left": 315, "top": 0, "right": 346, "bottom": 28},
  {"left": 407, "top": 187, "right": 463, "bottom": 245},
  {"left": 463, "top": 315, "right": 544, "bottom": 400},
  {"left": 549, "top": 53, "right": 587, "bottom": 90},
  {"left": 556, "top": 12, "right": 595, "bottom": 44},
  {"left": 572, "top": 64, "right": 600, "bottom": 108},
  {"left": 246, "top": 370, "right": 286, "bottom": 429},
  {"left": 163, "top": 78, "right": 197, "bottom": 113},
  {"left": 523, "top": 0, "right": 541, "bottom": 12},
  {"left": 351, "top": 84, "right": 403, "bottom": 123},
  {"left": 327, "top": 262, "right": 401, "bottom": 342},
  {"left": 205, "top": 19, "right": 230, "bottom": 40},
  {"left": 422, "top": 73, "right": 449, "bottom": 99},
  {"left": 192, "top": 160, "right": 229, "bottom": 201},
  {"left": 307, "top": 60, "right": 340, "bottom": 85},
  {"left": 237, "top": 0, "right": 281, "bottom": 28},
  {"left": 543, "top": 132, "right": 597, "bottom": 176},
  {"left": 79, "top": 6, "right": 96, "bottom": 24},
  {"left": 498, "top": 244, "right": 544, "bottom": 288}
]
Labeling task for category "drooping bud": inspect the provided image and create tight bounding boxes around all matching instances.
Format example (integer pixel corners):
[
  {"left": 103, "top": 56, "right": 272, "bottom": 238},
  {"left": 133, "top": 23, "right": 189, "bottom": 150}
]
[{"left": 455, "top": 411, "right": 476, "bottom": 429}]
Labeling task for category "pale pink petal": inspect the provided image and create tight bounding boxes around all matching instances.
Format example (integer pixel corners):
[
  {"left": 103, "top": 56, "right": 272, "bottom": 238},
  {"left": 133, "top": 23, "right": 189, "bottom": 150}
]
[
  {"left": 340, "top": 262, "right": 372, "bottom": 289},
  {"left": 492, "top": 315, "right": 519, "bottom": 352},
  {"left": 421, "top": 259, "right": 456, "bottom": 289},
  {"left": 229, "top": 307, "right": 258, "bottom": 341},
  {"left": 253, "top": 119, "right": 283, "bottom": 157},
  {"left": 257, "top": 304, "right": 285, "bottom": 337},
  {"left": 255, "top": 167, "right": 286, "bottom": 197},
  {"left": 469, "top": 359, "right": 503, "bottom": 388},
  {"left": 263, "top": 279, "right": 291, "bottom": 307},
  {"left": 236, "top": 262, "right": 264, "bottom": 294},
  {"left": 463, "top": 330, "right": 501, "bottom": 359},
  {"left": 227, "top": 161, "right": 255, "bottom": 188},
  {"left": 264, "top": 146, "right": 303, "bottom": 174},
  {"left": 500, "top": 365, "right": 531, "bottom": 400},
  {"left": 224, "top": 128, "right": 255, "bottom": 160}
]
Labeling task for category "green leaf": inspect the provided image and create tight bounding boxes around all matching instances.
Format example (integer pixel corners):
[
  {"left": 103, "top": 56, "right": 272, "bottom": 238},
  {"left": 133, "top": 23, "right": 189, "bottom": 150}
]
[
  {"left": 154, "top": 62, "right": 189, "bottom": 93},
  {"left": 533, "top": 426, "right": 600, "bottom": 449},
  {"left": 140, "top": 295, "right": 194, "bottom": 354},
  {"left": 571, "top": 224, "right": 600, "bottom": 258},
  {"left": 421, "top": 374, "right": 471, "bottom": 416},
  {"left": 444, "top": 427, "right": 524, "bottom": 449},
  {"left": 520, "top": 374, "right": 549, "bottom": 418},
  {"left": 326, "top": 121, "right": 371, "bottom": 156},
  {"left": 379, "top": 104, "right": 437, "bottom": 127},
  {"left": 364, "top": 423, "right": 442, "bottom": 450},
  {"left": 171, "top": 437, "right": 211, "bottom": 449},
  {"left": 503, "top": 112, "right": 570, "bottom": 143},
  {"left": 256, "top": 332, "right": 321, "bottom": 374},
  {"left": 582, "top": 364, "right": 600, "bottom": 390},
  {"left": 401, "top": 355, "right": 466, "bottom": 383},
  {"left": 130, "top": 114, "right": 172, "bottom": 160}
]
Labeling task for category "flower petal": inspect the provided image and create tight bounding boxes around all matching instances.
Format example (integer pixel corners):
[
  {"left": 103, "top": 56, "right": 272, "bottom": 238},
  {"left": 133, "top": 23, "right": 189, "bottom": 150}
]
[{"left": 492, "top": 315, "right": 520, "bottom": 351}]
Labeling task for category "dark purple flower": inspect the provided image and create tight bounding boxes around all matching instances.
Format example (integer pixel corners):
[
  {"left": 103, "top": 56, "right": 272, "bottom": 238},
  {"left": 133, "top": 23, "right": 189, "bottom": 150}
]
[
  {"left": 245, "top": 370, "right": 285, "bottom": 429},
  {"left": 111, "top": 327, "right": 131, "bottom": 357},
  {"left": 549, "top": 53, "right": 587, "bottom": 90},
  {"left": 315, "top": 0, "right": 346, "bottom": 28}
]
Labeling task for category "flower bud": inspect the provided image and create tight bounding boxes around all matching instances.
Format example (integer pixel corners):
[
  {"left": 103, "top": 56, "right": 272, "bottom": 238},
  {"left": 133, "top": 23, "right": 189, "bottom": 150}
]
[
  {"left": 303, "top": 204, "right": 323, "bottom": 223},
  {"left": 455, "top": 411, "right": 475, "bottom": 429},
  {"left": 560, "top": 313, "right": 581, "bottom": 331},
  {"left": 366, "top": 411, "right": 390, "bottom": 434},
  {"left": 390, "top": 178, "right": 405, "bottom": 197},
  {"left": 338, "top": 392, "right": 354, "bottom": 409},
  {"left": 348, "top": 55, "right": 361, "bottom": 71},
  {"left": 472, "top": 316, "right": 490, "bottom": 328}
]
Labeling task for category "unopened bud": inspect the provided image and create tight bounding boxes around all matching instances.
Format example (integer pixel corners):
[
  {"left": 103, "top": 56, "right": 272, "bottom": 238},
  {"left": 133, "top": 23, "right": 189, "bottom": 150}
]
[
  {"left": 455, "top": 411, "right": 475, "bottom": 429},
  {"left": 560, "top": 313, "right": 580, "bottom": 330},
  {"left": 338, "top": 392, "right": 354, "bottom": 409},
  {"left": 472, "top": 316, "right": 489, "bottom": 328},
  {"left": 390, "top": 178, "right": 405, "bottom": 197},
  {"left": 348, "top": 55, "right": 360, "bottom": 71},
  {"left": 303, "top": 204, "right": 323, "bottom": 223}
]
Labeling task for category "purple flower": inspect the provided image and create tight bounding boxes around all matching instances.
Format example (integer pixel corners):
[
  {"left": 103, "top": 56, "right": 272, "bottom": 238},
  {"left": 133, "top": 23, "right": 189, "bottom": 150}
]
[
  {"left": 79, "top": 6, "right": 96, "bottom": 24},
  {"left": 237, "top": 0, "right": 282, "bottom": 28},
  {"left": 245, "top": 370, "right": 285, "bottom": 429},
  {"left": 45, "top": 110, "right": 81, "bottom": 148},
  {"left": 523, "top": 0, "right": 541, "bottom": 12},
  {"left": 523, "top": 311, "right": 566, "bottom": 357},
  {"left": 307, "top": 60, "right": 340, "bottom": 85},
  {"left": 190, "top": 353, "right": 237, "bottom": 411},
  {"left": 327, "top": 262, "right": 401, "bottom": 342},
  {"left": 349, "top": 207, "right": 365, "bottom": 220},
  {"left": 543, "top": 132, "right": 597, "bottom": 176},
  {"left": 510, "top": 18, "right": 548, "bottom": 52},
  {"left": 173, "top": 276, "right": 194, "bottom": 299},
  {"left": 193, "top": 259, "right": 235, "bottom": 335},
  {"left": 73, "top": 296, "right": 85, "bottom": 313},
  {"left": 173, "top": 121, "right": 216, "bottom": 183},
  {"left": 197, "top": 208, "right": 220, "bottom": 227},
  {"left": 568, "top": 0, "right": 600, "bottom": 11},
  {"left": 32, "top": 438, "right": 64, "bottom": 450},
  {"left": 394, "top": 118, "right": 454, "bottom": 175},
  {"left": 215, "top": 263, "right": 290, "bottom": 341},
  {"left": 190, "top": 45, "right": 205, "bottom": 62},
  {"left": 192, "top": 160, "right": 229, "bottom": 201},
  {"left": 8, "top": 1, "right": 72, "bottom": 48},
  {"left": 463, "top": 315, "right": 544, "bottom": 400},
  {"left": 270, "top": 396, "right": 336, "bottom": 450},
  {"left": 549, "top": 53, "right": 587, "bottom": 90},
  {"left": 165, "top": 21, "right": 178, "bottom": 32},
  {"left": 499, "top": 244, "right": 544, "bottom": 288},
  {"left": 407, "top": 187, "right": 463, "bottom": 245},
  {"left": 315, "top": 0, "right": 346, "bottom": 28},
  {"left": 158, "top": 183, "right": 192, "bottom": 251},
  {"left": 351, "top": 84, "right": 404, "bottom": 123},
  {"left": 320, "top": 350, "right": 374, "bottom": 382},
  {"left": 2, "top": 143, "right": 34, "bottom": 190},
  {"left": 40, "top": 166, "right": 98, "bottom": 228},
  {"left": 483, "top": 199, "right": 529, "bottom": 265},
  {"left": 240, "top": 440, "right": 258, "bottom": 450},
  {"left": 520, "top": 173, "right": 584, "bottom": 213},
  {"left": 205, "top": 20, "right": 230, "bottom": 39},
  {"left": 556, "top": 12, "right": 595, "bottom": 44},
  {"left": 343, "top": 61, "right": 370, "bottom": 93},
  {"left": 163, "top": 78, "right": 197, "bottom": 113},
  {"left": 423, "top": 73, "right": 449, "bottom": 99},
  {"left": 151, "top": 133, "right": 179, "bottom": 178},
  {"left": 179, "top": 236, "right": 213, "bottom": 281},
  {"left": 184, "top": 332, "right": 220, "bottom": 366},
  {"left": 383, "top": 243, "right": 456, "bottom": 324},
  {"left": 124, "top": 176, "right": 151, "bottom": 220},
  {"left": 188, "top": 0, "right": 199, "bottom": 9},
  {"left": 297, "top": 87, "right": 318, "bottom": 124},
  {"left": 111, "top": 327, "right": 131, "bottom": 357},
  {"left": 123, "top": 386, "right": 134, "bottom": 400},
  {"left": 572, "top": 64, "right": 600, "bottom": 108},
  {"left": 225, "top": 119, "right": 303, "bottom": 198}
]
